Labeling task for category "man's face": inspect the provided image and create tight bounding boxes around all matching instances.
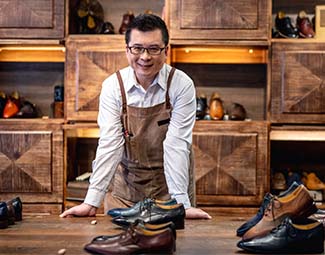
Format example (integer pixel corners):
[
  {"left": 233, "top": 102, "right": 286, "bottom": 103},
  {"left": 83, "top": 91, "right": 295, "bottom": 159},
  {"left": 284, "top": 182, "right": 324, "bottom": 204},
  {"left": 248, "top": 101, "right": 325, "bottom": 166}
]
[{"left": 126, "top": 28, "right": 168, "bottom": 85}]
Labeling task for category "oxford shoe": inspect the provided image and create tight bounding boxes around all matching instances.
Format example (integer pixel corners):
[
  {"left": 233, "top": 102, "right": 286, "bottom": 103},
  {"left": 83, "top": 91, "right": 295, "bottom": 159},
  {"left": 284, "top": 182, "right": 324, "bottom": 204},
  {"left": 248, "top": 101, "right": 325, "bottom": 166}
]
[
  {"left": 112, "top": 203, "right": 185, "bottom": 230},
  {"left": 107, "top": 197, "right": 177, "bottom": 218},
  {"left": 238, "top": 217, "right": 324, "bottom": 254},
  {"left": 237, "top": 182, "right": 300, "bottom": 237},
  {"left": 297, "top": 10, "right": 315, "bottom": 38},
  {"left": 92, "top": 220, "right": 176, "bottom": 244},
  {"left": 84, "top": 224, "right": 175, "bottom": 255},
  {"left": 275, "top": 11, "right": 299, "bottom": 38},
  {"left": 242, "top": 184, "right": 317, "bottom": 241},
  {"left": 0, "top": 202, "right": 9, "bottom": 229}
]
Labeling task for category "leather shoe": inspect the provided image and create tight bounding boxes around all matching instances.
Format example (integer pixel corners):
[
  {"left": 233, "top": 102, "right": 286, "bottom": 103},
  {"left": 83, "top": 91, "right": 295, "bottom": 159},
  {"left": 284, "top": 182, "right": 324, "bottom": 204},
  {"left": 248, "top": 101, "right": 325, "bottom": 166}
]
[
  {"left": 236, "top": 181, "right": 300, "bottom": 237},
  {"left": 242, "top": 184, "right": 317, "bottom": 240},
  {"left": 112, "top": 203, "right": 185, "bottom": 230},
  {"left": 302, "top": 172, "right": 325, "bottom": 190},
  {"left": 238, "top": 217, "right": 324, "bottom": 254},
  {"left": 84, "top": 224, "right": 175, "bottom": 255},
  {"left": 107, "top": 197, "right": 177, "bottom": 218},
  {"left": 0, "top": 202, "right": 9, "bottom": 229},
  {"left": 92, "top": 220, "right": 176, "bottom": 244},
  {"left": 297, "top": 10, "right": 315, "bottom": 38},
  {"left": 275, "top": 11, "right": 299, "bottom": 38},
  {"left": 7, "top": 197, "right": 22, "bottom": 221}
]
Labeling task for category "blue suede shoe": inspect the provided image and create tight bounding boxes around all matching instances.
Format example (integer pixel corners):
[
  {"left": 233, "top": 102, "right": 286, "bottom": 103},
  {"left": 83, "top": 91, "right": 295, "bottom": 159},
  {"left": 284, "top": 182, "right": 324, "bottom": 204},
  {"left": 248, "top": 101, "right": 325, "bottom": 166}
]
[
  {"left": 107, "top": 197, "right": 177, "bottom": 218},
  {"left": 236, "top": 181, "right": 300, "bottom": 237}
]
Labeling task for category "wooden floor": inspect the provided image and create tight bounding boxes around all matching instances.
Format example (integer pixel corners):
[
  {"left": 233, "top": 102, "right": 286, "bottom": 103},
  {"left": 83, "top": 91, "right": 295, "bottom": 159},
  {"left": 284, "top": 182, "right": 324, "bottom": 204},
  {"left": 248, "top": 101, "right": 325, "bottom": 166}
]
[{"left": 0, "top": 211, "right": 250, "bottom": 255}]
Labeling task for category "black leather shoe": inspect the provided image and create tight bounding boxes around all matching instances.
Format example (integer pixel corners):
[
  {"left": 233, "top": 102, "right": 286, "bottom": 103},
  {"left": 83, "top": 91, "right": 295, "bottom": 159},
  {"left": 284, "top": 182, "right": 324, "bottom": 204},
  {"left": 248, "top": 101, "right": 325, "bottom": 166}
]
[
  {"left": 107, "top": 198, "right": 177, "bottom": 218},
  {"left": 275, "top": 11, "right": 299, "bottom": 38},
  {"left": 0, "top": 202, "right": 9, "bottom": 229},
  {"left": 236, "top": 181, "right": 300, "bottom": 237},
  {"left": 92, "top": 220, "right": 176, "bottom": 244},
  {"left": 112, "top": 203, "right": 185, "bottom": 230},
  {"left": 7, "top": 197, "right": 22, "bottom": 221},
  {"left": 237, "top": 217, "right": 324, "bottom": 254}
]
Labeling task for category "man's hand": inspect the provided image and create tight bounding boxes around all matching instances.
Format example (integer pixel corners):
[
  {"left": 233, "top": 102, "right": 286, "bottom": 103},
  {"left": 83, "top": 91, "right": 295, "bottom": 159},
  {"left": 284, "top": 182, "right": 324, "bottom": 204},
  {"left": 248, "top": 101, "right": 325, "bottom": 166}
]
[
  {"left": 185, "top": 207, "right": 212, "bottom": 219},
  {"left": 59, "top": 203, "right": 97, "bottom": 218}
]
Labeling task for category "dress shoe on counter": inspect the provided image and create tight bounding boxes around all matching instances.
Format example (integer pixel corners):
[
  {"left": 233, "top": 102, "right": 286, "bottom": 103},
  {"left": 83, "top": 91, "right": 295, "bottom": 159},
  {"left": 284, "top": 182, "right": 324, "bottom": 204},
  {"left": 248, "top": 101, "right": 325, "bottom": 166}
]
[
  {"left": 297, "top": 10, "right": 315, "bottom": 38},
  {"left": 112, "top": 203, "right": 185, "bottom": 230},
  {"left": 118, "top": 11, "right": 134, "bottom": 34},
  {"left": 302, "top": 172, "right": 325, "bottom": 190},
  {"left": 84, "top": 224, "right": 175, "bottom": 255},
  {"left": 7, "top": 197, "right": 22, "bottom": 221},
  {"left": 196, "top": 95, "right": 207, "bottom": 120},
  {"left": 242, "top": 185, "right": 317, "bottom": 241},
  {"left": 275, "top": 11, "right": 299, "bottom": 38},
  {"left": 238, "top": 217, "right": 324, "bottom": 254},
  {"left": 272, "top": 171, "right": 287, "bottom": 190},
  {"left": 107, "top": 198, "right": 177, "bottom": 218},
  {"left": 0, "top": 202, "right": 9, "bottom": 229},
  {"left": 236, "top": 182, "right": 300, "bottom": 237},
  {"left": 228, "top": 102, "right": 246, "bottom": 120},
  {"left": 92, "top": 220, "right": 176, "bottom": 244}
]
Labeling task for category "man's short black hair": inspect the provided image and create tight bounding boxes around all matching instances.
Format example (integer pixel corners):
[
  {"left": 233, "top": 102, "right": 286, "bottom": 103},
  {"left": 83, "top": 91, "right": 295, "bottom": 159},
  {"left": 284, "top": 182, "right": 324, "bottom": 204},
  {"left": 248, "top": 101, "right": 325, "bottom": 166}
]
[{"left": 125, "top": 14, "right": 169, "bottom": 46}]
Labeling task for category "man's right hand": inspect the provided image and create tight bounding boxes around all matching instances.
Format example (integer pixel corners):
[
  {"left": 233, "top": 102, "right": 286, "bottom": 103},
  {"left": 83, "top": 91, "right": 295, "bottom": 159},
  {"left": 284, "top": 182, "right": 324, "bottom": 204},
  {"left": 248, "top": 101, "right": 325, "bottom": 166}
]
[{"left": 59, "top": 203, "right": 97, "bottom": 218}]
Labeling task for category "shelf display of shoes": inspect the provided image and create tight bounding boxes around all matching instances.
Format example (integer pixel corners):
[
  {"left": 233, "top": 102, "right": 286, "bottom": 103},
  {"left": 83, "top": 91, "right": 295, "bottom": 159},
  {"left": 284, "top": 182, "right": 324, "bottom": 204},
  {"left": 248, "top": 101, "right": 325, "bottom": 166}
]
[{"left": 0, "top": 197, "right": 22, "bottom": 229}]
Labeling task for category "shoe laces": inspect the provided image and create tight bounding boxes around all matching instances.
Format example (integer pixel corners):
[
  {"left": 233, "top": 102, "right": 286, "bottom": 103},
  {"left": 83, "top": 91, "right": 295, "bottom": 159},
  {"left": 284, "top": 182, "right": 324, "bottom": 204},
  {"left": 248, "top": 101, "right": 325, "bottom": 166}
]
[
  {"left": 258, "top": 193, "right": 273, "bottom": 215},
  {"left": 139, "top": 198, "right": 154, "bottom": 220},
  {"left": 264, "top": 196, "right": 281, "bottom": 220}
]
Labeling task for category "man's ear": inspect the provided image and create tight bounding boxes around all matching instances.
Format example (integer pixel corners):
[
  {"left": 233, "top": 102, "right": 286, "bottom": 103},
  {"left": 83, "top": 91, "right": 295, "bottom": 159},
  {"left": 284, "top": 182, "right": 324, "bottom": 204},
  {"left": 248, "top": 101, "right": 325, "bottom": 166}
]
[{"left": 164, "top": 46, "right": 169, "bottom": 56}]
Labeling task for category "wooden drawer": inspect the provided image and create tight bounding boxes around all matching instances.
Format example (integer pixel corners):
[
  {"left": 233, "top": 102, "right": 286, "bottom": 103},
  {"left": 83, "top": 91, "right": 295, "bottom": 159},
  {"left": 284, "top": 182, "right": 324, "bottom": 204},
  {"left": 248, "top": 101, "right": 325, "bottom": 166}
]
[
  {"left": 0, "top": 0, "right": 64, "bottom": 39},
  {"left": 0, "top": 120, "right": 64, "bottom": 214},
  {"left": 271, "top": 42, "right": 325, "bottom": 123},
  {"left": 168, "top": 0, "right": 270, "bottom": 42},
  {"left": 65, "top": 35, "right": 128, "bottom": 122},
  {"left": 193, "top": 120, "right": 269, "bottom": 206}
]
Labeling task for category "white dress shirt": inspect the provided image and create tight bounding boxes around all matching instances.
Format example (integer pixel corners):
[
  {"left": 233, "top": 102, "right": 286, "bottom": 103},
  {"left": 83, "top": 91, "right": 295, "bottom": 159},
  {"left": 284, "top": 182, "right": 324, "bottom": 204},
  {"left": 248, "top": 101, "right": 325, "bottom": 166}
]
[{"left": 84, "top": 63, "right": 196, "bottom": 209}]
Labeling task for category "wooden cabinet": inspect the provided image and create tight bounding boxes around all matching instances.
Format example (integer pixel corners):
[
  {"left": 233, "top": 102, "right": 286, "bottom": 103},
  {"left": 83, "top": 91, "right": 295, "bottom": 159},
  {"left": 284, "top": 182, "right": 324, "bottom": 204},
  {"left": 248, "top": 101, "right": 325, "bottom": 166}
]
[
  {"left": 193, "top": 121, "right": 269, "bottom": 206},
  {"left": 168, "top": 0, "right": 270, "bottom": 42},
  {"left": 271, "top": 42, "right": 325, "bottom": 123},
  {"left": 65, "top": 35, "right": 128, "bottom": 122},
  {"left": 0, "top": 120, "right": 64, "bottom": 214},
  {"left": 0, "top": 0, "right": 64, "bottom": 39}
]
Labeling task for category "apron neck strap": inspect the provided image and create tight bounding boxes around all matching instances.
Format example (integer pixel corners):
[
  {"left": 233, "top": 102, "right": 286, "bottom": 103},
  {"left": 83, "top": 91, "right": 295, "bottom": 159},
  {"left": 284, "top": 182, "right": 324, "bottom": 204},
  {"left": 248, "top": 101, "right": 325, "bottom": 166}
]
[{"left": 166, "top": 67, "right": 176, "bottom": 109}]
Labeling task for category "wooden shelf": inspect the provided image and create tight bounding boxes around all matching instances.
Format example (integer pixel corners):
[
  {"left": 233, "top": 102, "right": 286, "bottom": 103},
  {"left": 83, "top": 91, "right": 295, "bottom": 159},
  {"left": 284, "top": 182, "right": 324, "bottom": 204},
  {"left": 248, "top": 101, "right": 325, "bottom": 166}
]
[
  {"left": 270, "top": 130, "right": 325, "bottom": 141},
  {"left": 171, "top": 46, "right": 268, "bottom": 64},
  {"left": 0, "top": 45, "right": 65, "bottom": 62}
]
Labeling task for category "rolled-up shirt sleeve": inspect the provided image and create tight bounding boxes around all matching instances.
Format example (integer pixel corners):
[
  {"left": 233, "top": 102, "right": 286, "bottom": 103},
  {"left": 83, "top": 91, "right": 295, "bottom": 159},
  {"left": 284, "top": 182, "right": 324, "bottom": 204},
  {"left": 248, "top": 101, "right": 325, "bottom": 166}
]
[
  {"left": 84, "top": 75, "right": 124, "bottom": 208},
  {"left": 163, "top": 70, "right": 196, "bottom": 209}
]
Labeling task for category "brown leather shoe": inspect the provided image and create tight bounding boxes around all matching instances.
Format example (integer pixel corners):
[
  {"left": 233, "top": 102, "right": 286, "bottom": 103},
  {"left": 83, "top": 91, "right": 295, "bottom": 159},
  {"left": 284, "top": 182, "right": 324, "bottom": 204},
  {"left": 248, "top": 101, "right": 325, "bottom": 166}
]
[
  {"left": 302, "top": 172, "right": 325, "bottom": 190},
  {"left": 242, "top": 185, "right": 317, "bottom": 241},
  {"left": 84, "top": 224, "right": 175, "bottom": 255},
  {"left": 209, "top": 92, "right": 224, "bottom": 120},
  {"left": 297, "top": 10, "right": 315, "bottom": 38}
]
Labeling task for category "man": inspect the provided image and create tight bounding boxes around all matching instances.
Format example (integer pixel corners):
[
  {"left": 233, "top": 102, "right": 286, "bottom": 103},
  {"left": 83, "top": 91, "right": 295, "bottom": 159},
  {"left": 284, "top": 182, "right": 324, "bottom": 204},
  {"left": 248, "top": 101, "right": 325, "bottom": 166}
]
[{"left": 60, "top": 14, "right": 211, "bottom": 219}]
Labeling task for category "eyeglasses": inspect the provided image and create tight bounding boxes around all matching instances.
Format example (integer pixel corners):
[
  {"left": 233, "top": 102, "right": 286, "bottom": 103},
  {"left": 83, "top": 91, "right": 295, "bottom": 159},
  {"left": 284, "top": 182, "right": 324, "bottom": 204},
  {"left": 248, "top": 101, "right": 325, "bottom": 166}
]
[{"left": 127, "top": 46, "right": 166, "bottom": 55}]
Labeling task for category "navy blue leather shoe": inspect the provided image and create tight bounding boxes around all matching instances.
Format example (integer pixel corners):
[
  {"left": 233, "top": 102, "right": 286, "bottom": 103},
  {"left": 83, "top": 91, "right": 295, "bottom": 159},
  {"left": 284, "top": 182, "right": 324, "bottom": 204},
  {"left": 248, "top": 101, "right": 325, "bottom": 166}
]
[
  {"left": 236, "top": 182, "right": 300, "bottom": 237},
  {"left": 237, "top": 217, "right": 324, "bottom": 254},
  {"left": 107, "top": 197, "right": 177, "bottom": 218},
  {"left": 0, "top": 202, "right": 9, "bottom": 229}
]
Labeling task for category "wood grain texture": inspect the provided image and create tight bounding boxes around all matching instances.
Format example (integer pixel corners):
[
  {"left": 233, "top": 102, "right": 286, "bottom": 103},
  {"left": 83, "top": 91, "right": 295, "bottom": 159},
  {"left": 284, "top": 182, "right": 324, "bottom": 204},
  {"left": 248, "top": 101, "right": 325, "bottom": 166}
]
[
  {"left": 65, "top": 35, "right": 129, "bottom": 121},
  {"left": 271, "top": 42, "right": 325, "bottom": 123},
  {"left": 0, "top": 0, "right": 64, "bottom": 39},
  {"left": 193, "top": 121, "right": 269, "bottom": 206},
  {"left": 168, "top": 0, "right": 270, "bottom": 41}
]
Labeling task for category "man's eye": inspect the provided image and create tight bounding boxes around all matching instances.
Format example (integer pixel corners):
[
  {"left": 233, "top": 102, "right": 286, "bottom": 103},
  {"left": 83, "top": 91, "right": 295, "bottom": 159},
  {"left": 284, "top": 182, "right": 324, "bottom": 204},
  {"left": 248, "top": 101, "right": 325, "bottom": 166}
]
[
  {"left": 133, "top": 47, "right": 142, "bottom": 51},
  {"left": 149, "top": 48, "right": 160, "bottom": 51}
]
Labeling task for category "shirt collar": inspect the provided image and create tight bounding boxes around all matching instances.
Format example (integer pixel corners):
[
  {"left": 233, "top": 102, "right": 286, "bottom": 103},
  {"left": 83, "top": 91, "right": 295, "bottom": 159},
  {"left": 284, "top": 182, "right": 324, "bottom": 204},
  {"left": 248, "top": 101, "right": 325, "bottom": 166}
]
[{"left": 124, "top": 64, "right": 167, "bottom": 93}]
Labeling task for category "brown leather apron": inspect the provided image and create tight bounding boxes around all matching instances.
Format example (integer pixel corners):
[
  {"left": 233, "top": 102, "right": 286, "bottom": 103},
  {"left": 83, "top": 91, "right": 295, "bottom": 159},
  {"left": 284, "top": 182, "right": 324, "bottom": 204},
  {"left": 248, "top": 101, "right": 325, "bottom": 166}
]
[{"left": 104, "top": 68, "right": 195, "bottom": 212}]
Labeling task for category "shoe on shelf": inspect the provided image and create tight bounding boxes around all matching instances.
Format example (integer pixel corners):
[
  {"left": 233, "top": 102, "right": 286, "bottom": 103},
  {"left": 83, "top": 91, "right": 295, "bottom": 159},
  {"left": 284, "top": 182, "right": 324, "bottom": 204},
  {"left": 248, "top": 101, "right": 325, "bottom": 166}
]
[
  {"left": 271, "top": 171, "right": 287, "bottom": 190},
  {"left": 302, "top": 172, "right": 325, "bottom": 190},
  {"left": 112, "top": 203, "right": 185, "bottom": 230},
  {"left": 84, "top": 223, "right": 175, "bottom": 255},
  {"left": 107, "top": 197, "right": 177, "bottom": 218},
  {"left": 7, "top": 197, "right": 22, "bottom": 221},
  {"left": 237, "top": 217, "right": 324, "bottom": 254},
  {"left": 228, "top": 102, "right": 246, "bottom": 121},
  {"left": 242, "top": 184, "right": 317, "bottom": 241},
  {"left": 275, "top": 11, "right": 299, "bottom": 38},
  {"left": 236, "top": 181, "right": 300, "bottom": 237},
  {"left": 209, "top": 92, "right": 224, "bottom": 120},
  {"left": 296, "top": 10, "right": 315, "bottom": 38}
]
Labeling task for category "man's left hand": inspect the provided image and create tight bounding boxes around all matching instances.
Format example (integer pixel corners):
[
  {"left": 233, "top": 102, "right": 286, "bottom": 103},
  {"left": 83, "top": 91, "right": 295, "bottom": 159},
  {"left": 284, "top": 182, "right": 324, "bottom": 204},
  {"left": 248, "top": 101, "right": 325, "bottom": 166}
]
[{"left": 185, "top": 207, "right": 212, "bottom": 219}]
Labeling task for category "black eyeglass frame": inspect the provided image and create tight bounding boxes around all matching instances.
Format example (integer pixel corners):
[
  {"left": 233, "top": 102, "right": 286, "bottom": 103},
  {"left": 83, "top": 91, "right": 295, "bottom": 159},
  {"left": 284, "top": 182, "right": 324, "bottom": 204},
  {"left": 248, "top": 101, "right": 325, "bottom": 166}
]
[{"left": 127, "top": 46, "right": 166, "bottom": 55}]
